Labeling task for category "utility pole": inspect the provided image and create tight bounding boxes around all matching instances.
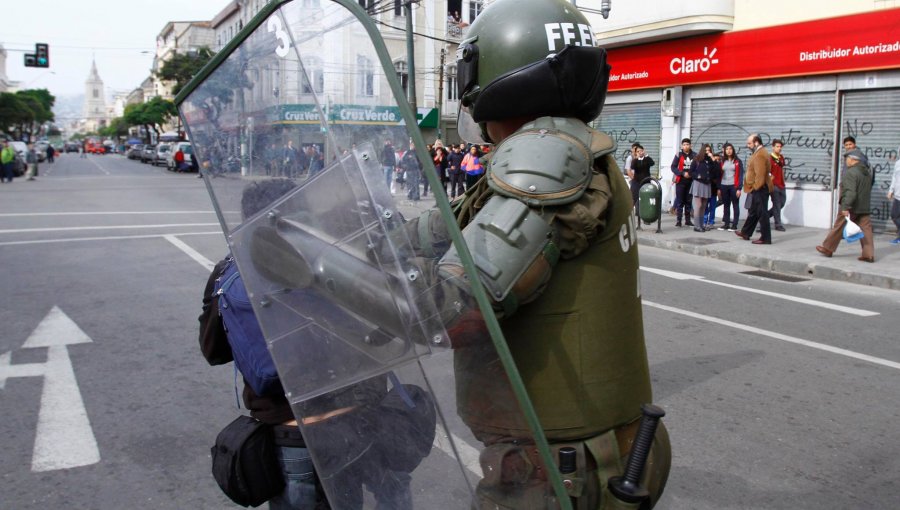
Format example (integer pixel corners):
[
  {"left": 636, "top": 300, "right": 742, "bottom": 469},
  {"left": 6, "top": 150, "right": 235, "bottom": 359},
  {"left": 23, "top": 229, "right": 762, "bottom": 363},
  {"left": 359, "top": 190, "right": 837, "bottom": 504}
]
[
  {"left": 437, "top": 48, "right": 445, "bottom": 140},
  {"left": 405, "top": 0, "right": 417, "bottom": 112}
]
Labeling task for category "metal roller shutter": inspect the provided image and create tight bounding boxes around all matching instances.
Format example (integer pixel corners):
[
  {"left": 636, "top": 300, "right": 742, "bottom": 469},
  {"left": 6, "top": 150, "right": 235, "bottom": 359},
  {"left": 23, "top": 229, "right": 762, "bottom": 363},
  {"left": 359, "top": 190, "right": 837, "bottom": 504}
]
[
  {"left": 690, "top": 92, "right": 835, "bottom": 190},
  {"left": 840, "top": 89, "right": 900, "bottom": 234},
  {"left": 592, "top": 102, "right": 662, "bottom": 176}
]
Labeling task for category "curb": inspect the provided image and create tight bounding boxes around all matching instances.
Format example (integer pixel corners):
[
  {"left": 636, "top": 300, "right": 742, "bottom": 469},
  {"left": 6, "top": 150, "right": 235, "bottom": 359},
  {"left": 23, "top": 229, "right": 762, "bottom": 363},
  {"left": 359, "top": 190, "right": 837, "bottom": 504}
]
[{"left": 637, "top": 236, "right": 900, "bottom": 291}]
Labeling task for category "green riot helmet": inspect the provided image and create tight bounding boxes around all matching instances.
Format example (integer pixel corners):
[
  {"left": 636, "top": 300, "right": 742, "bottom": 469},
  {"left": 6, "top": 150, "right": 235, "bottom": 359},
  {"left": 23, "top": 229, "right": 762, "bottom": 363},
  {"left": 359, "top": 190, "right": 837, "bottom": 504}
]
[{"left": 456, "top": 0, "right": 611, "bottom": 143}]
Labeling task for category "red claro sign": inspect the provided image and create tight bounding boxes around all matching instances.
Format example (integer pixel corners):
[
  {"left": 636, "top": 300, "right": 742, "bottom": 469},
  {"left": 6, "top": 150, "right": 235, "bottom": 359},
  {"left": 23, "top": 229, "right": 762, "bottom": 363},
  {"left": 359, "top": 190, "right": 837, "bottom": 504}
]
[{"left": 605, "top": 8, "right": 900, "bottom": 91}]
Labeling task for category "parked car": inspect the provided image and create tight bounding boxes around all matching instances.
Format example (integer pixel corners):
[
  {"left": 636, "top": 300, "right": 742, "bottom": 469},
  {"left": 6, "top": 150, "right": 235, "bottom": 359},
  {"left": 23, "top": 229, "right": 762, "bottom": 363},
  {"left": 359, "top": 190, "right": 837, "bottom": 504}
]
[
  {"left": 140, "top": 144, "right": 157, "bottom": 163},
  {"left": 153, "top": 143, "right": 171, "bottom": 166},
  {"left": 34, "top": 141, "right": 49, "bottom": 162},
  {"left": 65, "top": 142, "right": 80, "bottom": 153},
  {"left": 126, "top": 144, "right": 144, "bottom": 160},
  {"left": 166, "top": 141, "right": 193, "bottom": 171},
  {"left": 7, "top": 141, "right": 28, "bottom": 177}
]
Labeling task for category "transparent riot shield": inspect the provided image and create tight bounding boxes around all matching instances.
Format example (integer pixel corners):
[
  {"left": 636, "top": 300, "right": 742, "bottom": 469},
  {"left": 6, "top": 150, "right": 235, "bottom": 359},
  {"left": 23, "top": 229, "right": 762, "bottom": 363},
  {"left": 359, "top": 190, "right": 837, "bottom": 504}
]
[{"left": 177, "top": 1, "right": 570, "bottom": 508}]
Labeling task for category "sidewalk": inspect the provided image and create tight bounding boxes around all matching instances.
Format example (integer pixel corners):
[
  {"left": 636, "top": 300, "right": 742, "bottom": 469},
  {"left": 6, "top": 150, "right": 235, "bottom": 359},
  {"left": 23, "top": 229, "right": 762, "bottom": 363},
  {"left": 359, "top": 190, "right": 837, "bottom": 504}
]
[
  {"left": 636, "top": 216, "right": 900, "bottom": 290},
  {"left": 392, "top": 191, "right": 900, "bottom": 291}
]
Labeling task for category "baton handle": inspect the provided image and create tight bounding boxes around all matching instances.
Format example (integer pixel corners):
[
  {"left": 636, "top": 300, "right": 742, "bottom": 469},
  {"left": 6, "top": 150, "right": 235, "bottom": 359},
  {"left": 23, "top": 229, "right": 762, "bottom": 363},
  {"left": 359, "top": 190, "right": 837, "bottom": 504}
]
[{"left": 607, "top": 403, "right": 665, "bottom": 504}]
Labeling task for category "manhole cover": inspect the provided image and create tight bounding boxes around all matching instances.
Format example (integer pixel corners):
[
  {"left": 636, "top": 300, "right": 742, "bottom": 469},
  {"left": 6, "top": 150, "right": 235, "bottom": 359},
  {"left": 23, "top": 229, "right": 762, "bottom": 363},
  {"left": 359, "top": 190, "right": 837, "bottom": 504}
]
[
  {"left": 680, "top": 237, "right": 729, "bottom": 245},
  {"left": 740, "top": 270, "right": 810, "bottom": 283}
]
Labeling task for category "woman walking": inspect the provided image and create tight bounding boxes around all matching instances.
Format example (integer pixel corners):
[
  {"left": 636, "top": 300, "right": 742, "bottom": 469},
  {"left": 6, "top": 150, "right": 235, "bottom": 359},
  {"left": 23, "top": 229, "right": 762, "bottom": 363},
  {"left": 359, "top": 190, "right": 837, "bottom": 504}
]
[{"left": 461, "top": 145, "right": 484, "bottom": 190}]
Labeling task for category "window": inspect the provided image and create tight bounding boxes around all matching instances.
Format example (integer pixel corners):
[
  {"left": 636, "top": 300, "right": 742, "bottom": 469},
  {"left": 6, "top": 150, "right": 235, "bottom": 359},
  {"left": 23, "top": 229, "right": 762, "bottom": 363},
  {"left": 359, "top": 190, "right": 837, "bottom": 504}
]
[
  {"left": 394, "top": 0, "right": 403, "bottom": 16},
  {"left": 301, "top": 58, "right": 324, "bottom": 95},
  {"left": 446, "top": 64, "right": 458, "bottom": 102},
  {"left": 357, "top": 55, "right": 374, "bottom": 97},
  {"left": 93, "top": 89, "right": 99, "bottom": 99},
  {"left": 468, "top": 0, "right": 483, "bottom": 22},
  {"left": 358, "top": 0, "right": 375, "bottom": 13},
  {"left": 394, "top": 59, "right": 408, "bottom": 96}
]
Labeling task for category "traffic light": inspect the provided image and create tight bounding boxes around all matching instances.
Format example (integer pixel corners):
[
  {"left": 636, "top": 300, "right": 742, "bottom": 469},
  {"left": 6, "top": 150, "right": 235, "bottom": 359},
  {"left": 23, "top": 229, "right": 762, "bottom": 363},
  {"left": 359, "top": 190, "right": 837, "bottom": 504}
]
[
  {"left": 35, "top": 43, "right": 49, "bottom": 67},
  {"left": 24, "top": 43, "right": 49, "bottom": 68}
]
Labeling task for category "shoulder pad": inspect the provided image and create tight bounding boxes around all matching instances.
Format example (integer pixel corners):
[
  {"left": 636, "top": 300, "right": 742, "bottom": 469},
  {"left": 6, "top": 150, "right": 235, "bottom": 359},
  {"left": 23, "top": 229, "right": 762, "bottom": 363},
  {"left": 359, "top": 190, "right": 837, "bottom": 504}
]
[{"left": 488, "top": 117, "right": 612, "bottom": 207}]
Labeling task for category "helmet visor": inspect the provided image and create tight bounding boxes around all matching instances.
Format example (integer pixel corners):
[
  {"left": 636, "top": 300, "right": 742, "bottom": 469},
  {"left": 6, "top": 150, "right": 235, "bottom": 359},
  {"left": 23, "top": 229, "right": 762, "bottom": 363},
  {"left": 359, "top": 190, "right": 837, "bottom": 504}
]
[{"left": 457, "top": 104, "right": 488, "bottom": 145}]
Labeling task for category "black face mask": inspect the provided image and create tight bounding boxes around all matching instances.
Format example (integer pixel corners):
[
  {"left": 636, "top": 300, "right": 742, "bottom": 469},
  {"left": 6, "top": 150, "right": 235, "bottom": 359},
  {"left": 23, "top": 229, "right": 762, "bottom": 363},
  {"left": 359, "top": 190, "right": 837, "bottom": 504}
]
[{"left": 460, "top": 45, "right": 611, "bottom": 124}]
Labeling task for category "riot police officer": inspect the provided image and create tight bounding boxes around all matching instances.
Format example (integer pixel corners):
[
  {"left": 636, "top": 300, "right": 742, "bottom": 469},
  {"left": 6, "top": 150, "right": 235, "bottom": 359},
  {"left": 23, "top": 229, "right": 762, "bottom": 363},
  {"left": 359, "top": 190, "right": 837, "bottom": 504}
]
[{"left": 395, "top": 0, "right": 672, "bottom": 507}]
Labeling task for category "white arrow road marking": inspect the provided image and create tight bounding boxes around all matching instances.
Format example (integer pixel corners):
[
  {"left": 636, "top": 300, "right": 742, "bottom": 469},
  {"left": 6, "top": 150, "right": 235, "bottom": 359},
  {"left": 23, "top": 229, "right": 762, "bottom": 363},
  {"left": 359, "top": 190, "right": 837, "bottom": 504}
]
[
  {"left": 0, "top": 307, "right": 100, "bottom": 472},
  {"left": 640, "top": 266, "right": 879, "bottom": 317}
]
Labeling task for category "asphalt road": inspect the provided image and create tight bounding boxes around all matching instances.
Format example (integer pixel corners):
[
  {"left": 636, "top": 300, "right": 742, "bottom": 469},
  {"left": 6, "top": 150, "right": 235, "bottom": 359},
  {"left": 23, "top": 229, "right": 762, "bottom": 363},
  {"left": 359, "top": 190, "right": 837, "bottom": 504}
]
[{"left": 0, "top": 152, "right": 897, "bottom": 509}]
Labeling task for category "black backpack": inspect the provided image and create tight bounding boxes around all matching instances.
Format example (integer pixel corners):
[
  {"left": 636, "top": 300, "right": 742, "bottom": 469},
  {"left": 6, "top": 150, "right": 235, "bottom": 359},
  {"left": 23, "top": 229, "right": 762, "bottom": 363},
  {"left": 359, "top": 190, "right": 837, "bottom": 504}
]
[{"left": 211, "top": 415, "right": 284, "bottom": 507}]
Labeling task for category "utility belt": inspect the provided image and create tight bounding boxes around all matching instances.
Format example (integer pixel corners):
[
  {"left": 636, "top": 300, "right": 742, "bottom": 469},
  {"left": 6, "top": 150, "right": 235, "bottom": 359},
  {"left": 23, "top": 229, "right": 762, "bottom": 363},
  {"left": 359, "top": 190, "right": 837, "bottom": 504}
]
[{"left": 476, "top": 416, "right": 670, "bottom": 510}]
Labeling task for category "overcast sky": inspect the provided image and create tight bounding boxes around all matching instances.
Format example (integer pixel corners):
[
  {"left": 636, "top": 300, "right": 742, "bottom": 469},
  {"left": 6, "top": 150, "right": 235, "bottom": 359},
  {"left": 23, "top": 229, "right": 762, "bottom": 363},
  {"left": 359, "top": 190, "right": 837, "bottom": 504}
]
[{"left": 4, "top": 0, "right": 227, "bottom": 98}]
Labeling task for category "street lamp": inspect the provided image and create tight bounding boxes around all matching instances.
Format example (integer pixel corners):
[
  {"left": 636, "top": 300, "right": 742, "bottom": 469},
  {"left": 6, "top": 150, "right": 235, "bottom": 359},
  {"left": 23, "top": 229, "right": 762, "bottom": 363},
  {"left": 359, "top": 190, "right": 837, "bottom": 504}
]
[{"left": 24, "top": 71, "right": 56, "bottom": 87}]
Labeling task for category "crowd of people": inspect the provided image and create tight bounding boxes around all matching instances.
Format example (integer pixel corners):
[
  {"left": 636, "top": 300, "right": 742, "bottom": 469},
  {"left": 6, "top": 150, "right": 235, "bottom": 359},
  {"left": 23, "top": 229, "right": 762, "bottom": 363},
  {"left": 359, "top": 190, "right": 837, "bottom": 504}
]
[
  {"left": 380, "top": 139, "right": 490, "bottom": 202},
  {"left": 624, "top": 134, "right": 898, "bottom": 261}
]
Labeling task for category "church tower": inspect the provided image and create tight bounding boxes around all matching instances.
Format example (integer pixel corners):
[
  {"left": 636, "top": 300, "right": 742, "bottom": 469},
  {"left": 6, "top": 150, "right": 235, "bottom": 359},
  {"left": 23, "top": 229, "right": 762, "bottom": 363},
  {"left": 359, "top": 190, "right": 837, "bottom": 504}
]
[{"left": 83, "top": 59, "right": 108, "bottom": 131}]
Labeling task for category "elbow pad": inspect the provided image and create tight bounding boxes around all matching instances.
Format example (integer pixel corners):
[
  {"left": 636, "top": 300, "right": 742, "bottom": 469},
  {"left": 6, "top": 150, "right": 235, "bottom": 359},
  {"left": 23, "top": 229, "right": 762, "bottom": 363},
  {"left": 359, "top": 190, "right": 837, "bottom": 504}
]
[{"left": 438, "top": 195, "right": 558, "bottom": 317}]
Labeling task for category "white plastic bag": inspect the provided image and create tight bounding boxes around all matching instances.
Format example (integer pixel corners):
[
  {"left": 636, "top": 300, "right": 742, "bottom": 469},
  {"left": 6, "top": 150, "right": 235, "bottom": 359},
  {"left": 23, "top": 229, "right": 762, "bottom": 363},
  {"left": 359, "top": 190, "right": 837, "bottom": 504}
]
[{"left": 843, "top": 217, "right": 864, "bottom": 243}]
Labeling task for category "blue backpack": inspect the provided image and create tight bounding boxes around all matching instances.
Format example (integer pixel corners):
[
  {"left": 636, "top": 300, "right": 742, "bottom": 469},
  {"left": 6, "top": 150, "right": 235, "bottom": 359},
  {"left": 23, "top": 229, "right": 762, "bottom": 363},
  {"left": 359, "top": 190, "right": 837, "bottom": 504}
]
[{"left": 214, "top": 258, "right": 283, "bottom": 397}]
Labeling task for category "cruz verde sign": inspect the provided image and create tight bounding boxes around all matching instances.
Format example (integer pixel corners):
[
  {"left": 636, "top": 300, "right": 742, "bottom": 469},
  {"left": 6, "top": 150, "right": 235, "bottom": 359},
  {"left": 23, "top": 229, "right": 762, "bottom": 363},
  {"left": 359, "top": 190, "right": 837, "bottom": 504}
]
[{"left": 276, "top": 104, "right": 438, "bottom": 127}]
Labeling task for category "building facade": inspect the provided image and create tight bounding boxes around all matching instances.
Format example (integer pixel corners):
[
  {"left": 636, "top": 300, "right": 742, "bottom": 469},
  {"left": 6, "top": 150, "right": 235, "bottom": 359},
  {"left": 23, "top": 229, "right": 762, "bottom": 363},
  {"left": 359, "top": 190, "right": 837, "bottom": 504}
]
[{"left": 580, "top": 0, "right": 900, "bottom": 233}]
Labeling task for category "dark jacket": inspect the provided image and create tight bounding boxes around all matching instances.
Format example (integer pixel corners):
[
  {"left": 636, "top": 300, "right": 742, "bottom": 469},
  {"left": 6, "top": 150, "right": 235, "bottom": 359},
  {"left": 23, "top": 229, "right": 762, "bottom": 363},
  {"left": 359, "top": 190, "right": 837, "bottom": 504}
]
[
  {"left": 670, "top": 150, "right": 696, "bottom": 185},
  {"left": 689, "top": 156, "right": 717, "bottom": 184},
  {"left": 381, "top": 144, "right": 396, "bottom": 167},
  {"left": 840, "top": 162, "right": 873, "bottom": 214},
  {"left": 447, "top": 150, "right": 465, "bottom": 175},
  {"left": 630, "top": 155, "right": 654, "bottom": 184}
]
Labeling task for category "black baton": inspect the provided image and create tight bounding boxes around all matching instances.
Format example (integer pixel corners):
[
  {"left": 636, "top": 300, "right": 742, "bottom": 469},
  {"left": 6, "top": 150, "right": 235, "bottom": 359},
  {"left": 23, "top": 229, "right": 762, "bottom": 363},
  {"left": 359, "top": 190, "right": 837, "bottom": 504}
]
[{"left": 607, "top": 403, "right": 665, "bottom": 504}]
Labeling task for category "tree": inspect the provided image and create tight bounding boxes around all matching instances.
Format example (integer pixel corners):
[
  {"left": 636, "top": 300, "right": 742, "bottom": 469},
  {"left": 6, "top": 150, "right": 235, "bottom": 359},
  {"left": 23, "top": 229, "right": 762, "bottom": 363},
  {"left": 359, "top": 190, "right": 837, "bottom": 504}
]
[
  {"left": 99, "top": 117, "right": 129, "bottom": 138},
  {"left": 155, "top": 47, "right": 215, "bottom": 97},
  {"left": 123, "top": 97, "right": 177, "bottom": 142},
  {"left": 0, "top": 93, "right": 33, "bottom": 136}
]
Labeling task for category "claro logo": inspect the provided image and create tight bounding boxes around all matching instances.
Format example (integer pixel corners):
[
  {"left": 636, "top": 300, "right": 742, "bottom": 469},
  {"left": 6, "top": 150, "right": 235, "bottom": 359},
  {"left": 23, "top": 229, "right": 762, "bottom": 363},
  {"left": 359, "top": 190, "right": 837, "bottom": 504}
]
[{"left": 670, "top": 47, "right": 719, "bottom": 75}]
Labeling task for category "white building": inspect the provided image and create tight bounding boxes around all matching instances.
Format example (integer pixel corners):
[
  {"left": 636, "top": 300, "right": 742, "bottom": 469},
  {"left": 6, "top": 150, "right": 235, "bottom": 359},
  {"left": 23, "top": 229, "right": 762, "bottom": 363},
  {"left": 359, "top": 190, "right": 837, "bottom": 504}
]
[{"left": 82, "top": 60, "right": 108, "bottom": 132}]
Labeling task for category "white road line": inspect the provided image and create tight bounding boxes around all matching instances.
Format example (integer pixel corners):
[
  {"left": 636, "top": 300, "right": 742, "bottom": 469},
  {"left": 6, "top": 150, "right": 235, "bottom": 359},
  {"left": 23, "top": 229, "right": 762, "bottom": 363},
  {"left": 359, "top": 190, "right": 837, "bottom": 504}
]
[
  {"left": 85, "top": 156, "right": 111, "bottom": 176},
  {"left": 0, "top": 211, "right": 218, "bottom": 217},
  {"left": 640, "top": 266, "right": 878, "bottom": 317},
  {"left": 0, "top": 231, "right": 221, "bottom": 247},
  {"left": 164, "top": 235, "right": 216, "bottom": 271},
  {"left": 0, "top": 223, "right": 219, "bottom": 234},
  {"left": 643, "top": 300, "right": 900, "bottom": 371}
]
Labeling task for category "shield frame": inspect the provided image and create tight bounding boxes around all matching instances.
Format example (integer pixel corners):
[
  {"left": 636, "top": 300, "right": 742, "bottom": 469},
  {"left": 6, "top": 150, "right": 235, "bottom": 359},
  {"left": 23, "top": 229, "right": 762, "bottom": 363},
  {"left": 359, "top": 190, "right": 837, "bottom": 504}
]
[{"left": 175, "top": 1, "right": 573, "bottom": 506}]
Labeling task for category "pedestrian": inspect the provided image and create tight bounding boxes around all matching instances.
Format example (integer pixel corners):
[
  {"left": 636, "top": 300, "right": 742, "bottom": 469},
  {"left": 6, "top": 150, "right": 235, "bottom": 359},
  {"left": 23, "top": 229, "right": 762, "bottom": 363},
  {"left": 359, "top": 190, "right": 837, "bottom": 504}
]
[
  {"left": 841, "top": 136, "right": 870, "bottom": 173},
  {"left": 628, "top": 143, "right": 654, "bottom": 205},
  {"left": 431, "top": 140, "right": 448, "bottom": 196},
  {"left": 703, "top": 149, "right": 722, "bottom": 228},
  {"left": 736, "top": 134, "right": 773, "bottom": 244},
  {"left": 400, "top": 141, "right": 420, "bottom": 201},
  {"left": 25, "top": 142, "right": 39, "bottom": 180},
  {"left": 46, "top": 144, "right": 55, "bottom": 164},
  {"left": 889, "top": 146, "right": 900, "bottom": 245},
  {"left": 717, "top": 142, "right": 744, "bottom": 231},
  {"left": 689, "top": 143, "right": 716, "bottom": 232},
  {"left": 769, "top": 139, "right": 787, "bottom": 231},
  {"left": 174, "top": 148, "right": 186, "bottom": 172},
  {"left": 623, "top": 142, "right": 640, "bottom": 178},
  {"left": 80, "top": 140, "right": 88, "bottom": 158},
  {"left": 816, "top": 149, "right": 875, "bottom": 261},
  {"left": 460, "top": 145, "right": 483, "bottom": 190},
  {"left": 670, "top": 138, "right": 696, "bottom": 227},
  {"left": 282, "top": 141, "right": 298, "bottom": 178},
  {"left": 446, "top": 144, "right": 465, "bottom": 198},
  {"left": 381, "top": 140, "right": 396, "bottom": 190},
  {"left": 199, "top": 179, "right": 326, "bottom": 509},
  {"left": 1, "top": 141, "right": 15, "bottom": 183}
]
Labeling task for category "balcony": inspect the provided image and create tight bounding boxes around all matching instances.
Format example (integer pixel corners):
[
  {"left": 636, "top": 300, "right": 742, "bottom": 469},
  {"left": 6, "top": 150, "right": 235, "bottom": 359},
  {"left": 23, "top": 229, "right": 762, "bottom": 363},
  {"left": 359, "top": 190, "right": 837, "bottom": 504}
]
[
  {"left": 584, "top": 0, "right": 734, "bottom": 48},
  {"left": 447, "top": 20, "right": 469, "bottom": 41}
]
